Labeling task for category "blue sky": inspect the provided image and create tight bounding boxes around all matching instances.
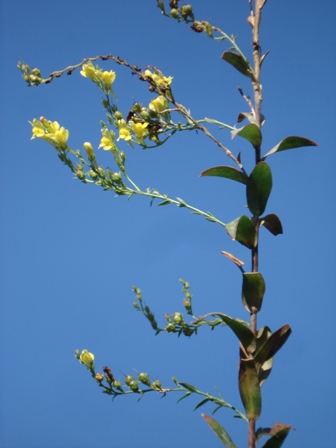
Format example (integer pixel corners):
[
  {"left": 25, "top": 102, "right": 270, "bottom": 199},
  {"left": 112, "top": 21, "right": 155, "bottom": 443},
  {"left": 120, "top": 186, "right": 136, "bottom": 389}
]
[{"left": 1, "top": 1, "right": 335, "bottom": 447}]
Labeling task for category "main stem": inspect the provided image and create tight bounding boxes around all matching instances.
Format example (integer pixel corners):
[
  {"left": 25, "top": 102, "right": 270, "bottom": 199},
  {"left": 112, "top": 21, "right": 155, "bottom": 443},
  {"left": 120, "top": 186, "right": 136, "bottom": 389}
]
[{"left": 248, "top": 1, "right": 263, "bottom": 448}]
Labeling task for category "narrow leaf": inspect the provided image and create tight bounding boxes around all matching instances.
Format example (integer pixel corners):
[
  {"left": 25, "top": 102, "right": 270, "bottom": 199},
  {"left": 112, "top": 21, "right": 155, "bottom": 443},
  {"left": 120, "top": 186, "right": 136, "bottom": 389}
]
[
  {"left": 194, "top": 398, "right": 210, "bottom": 411},
  {"left": 260, "top": 214, "right": 283, "bottom": 236},
  {"left": 242, "top": 272, "right": 266, "bottom": 312},
  {"left": 201, "top": 166, "right": 248, "bottom": 185},
  {"left": 219, "top": 314, "right": 256, "bottom": 354},
  {"left": 221, "top": 250, "right": 245, "bottom": 268},
  {"left": 176, "top": 392, "right": 191, "bottom": 404},
  {"left": 254, "top": 324, "right": 292, "bottom": 365},
  {"left": 157, "top": 200, "right": 171, "bottom": 206},
  {"left": 256, "top": 327, "right": 273, "bottom": 386},
  {"left": 261, "top": 423, "right": 292, "bottom": 448},
  {"left": 232, "top": 124, "right": 262, "bottom": 149},
  {"left": 239, "top": 359, "right": 261, "bottom": 420},
  {"left": 247, "top": 162, "right": 272, "bottom": 217},
  {"left": 263, "top": 136, "right": 318, "bottom": 159},
  {"left": 222, "top": 51, "right": 255, "bottom": 80},
  {"left": 202, "top": 414, "right": 238, "bottom": 448},
  {"left": 179, "top": 382, "right": 198, "bottom": 393}
]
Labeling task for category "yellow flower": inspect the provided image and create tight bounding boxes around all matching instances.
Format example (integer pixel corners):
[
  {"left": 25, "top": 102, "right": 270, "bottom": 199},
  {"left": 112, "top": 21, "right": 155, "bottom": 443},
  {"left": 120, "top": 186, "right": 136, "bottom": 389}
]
[
  {"left": 149, "top": 95, "right": 169, "bottom": 113},
  {"left": 98, "top": 129, "right": 116, "bottom": 151},
  {"left": 144, "top": 69, "right": 173, "bottom": 88},
  {"left": 97, "top": 70, "right": 116, "bottom": 92},
  {"left": 117, "top": 125, "right": 132, "bottom": 142},
  {"left": 30, "top": 118, "right": 69, "bottom": 149},
  {"left": 80, "top": 61, "right": 96, "bottom": 80},
  {"left": 131, "top": 122, "right": 148, "bottom": 139},
  {"left": 83, "top": 142, "right": 95, "bottom": 161},
  {"left": 79, "top": 350, "right": 95, "bottom": 369}
]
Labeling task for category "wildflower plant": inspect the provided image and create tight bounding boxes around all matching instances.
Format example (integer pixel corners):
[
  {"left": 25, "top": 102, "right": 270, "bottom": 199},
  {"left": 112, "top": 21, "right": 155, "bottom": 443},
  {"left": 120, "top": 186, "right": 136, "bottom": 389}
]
[{"left": 18, "top": 1, "right": 318, "bottom": 447}]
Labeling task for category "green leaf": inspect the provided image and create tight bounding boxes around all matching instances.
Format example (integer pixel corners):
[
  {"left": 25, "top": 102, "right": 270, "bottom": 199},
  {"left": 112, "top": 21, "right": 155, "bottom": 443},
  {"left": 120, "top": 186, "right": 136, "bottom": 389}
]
[
  {"left": 226, "top": 215, "right": 256, "bottom": 249},
  {"left": 219, "top": 314, "right": 256, "bottom": 354},
  {"left": 176, "top": 392, "right": 191, "bottom": 404},
  {"left": 260, "top": 214, "right": 283, "bottom": 236},
  {"left": 221, "top": 51, "right": 255, "bottom": 80},
  {"left": 260, "top": 423, "right": 292, "bottom": 448},
  {"left": 254, "top": 324, "right": 292, "bottom": 366},
  {"left": 179, "top": 382, "right": 198, "bottom": 393},
  {"left": 237, "top": 112, "right": 266, "bottom": 126},
  {"left": 232, "top": 124, "right": 262, "bottom": 149},
  {"left": 194, "top": 398, "right": 210, "bottom": 411},
  {"left": 247, "top": 162, "right": 272, "bottom": 216},
  {"left": 256, "top": 327, "right": 273, "bottom": 386},
  {"left": 157, "top": 200, "right": 171, "bottom": 206},
  {"left": 239, "top": 359, "right": 261, "bottom": 420},
  {"left": 242, "top": 272, "right": 266, "bottom": 312},
  {"left": 263, "top": 136, "right": 318, "bottom": 159},
  {"left": 200, "top": 166, "right": 248, "bottom": 185},
  {"left": 202, "top": 414, "right": 238, "bottom": 448}
]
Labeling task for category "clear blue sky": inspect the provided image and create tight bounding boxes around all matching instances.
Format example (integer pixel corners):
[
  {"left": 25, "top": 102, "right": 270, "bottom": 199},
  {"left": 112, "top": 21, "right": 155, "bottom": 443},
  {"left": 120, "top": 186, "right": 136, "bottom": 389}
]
[{"left": 1, "top": 1, "right": 335, "bottom": 447}]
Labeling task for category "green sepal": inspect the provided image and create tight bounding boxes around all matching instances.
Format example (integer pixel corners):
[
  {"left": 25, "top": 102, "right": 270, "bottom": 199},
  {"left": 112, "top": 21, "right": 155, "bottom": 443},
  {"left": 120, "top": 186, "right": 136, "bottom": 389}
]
[
  {"left": 247, "top": 162, "right": 272, "bottom": 217},
  {"left": 260, "top": 423, "right": 292, "bottom": 448},
  {"left": 260, "top": 214, "right": 283, "bottom": 236},
  {"left": 219, "top": 314, "right": 256, "bottom": 354},
  {"left": 221, "top": 51, "right": 255, "bottom": 80},
  {"left": 202, "top": 414, "right": 238, "bottom": 448},
  {"left": 242, "top": 272, "right": 266, "bottom": 312},
  {"left": 200, "top": 166, "right": 248, "bottom": 185},
  {"left": 239, "top": 359, "right": 261, "bottom": 420},
  {"left": 232, "top": 124, "right": 262, "bottom": 149},
  {"left": 254, "top": 324, "right": 292, "bottom": 366},
  {"left": 262, "top": 136, "right": 318, "bottom": 159},
  {"left": 226, "top": 215, "right": 257, "bottom": 249}
]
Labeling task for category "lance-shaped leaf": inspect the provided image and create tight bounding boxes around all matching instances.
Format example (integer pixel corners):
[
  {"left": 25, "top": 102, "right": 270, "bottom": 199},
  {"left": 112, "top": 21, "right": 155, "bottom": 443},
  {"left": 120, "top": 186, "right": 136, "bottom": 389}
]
[
  {"left": 260, "top": 423, "right": 292, "bottom": 448},
  {"left": 254, "top": 324, "right": 292, "bottom": 366},
  {"left": 232, "top": 124, "right": 262, "bottom": 150},
  {"left": 200, "top": 166, "right": 248, "bottom": 185},
  {"left": 219, "top": 314, "right": 256, "bottom": 354},
  {"left": 260, "top": 214, "right": 283, "bottom": 236},
  {"left": 239, "top": 359, "right": 261, "bottom": 420},
  {"left": 226, "top": 215, "right": 257, "bottom": 249},
  {"left": 202, "top": 414, "right": 238, "bottom": 448},
  {"left": 247, "top": 162, "right": 272, "bottom": 217},
  {"left": 262, "top": 136, "right": 318, "bottom": 159},
  {"left": 242, "top": 272, "right": 266, "bottom": 312},
  {"left": 256, "top": 326, "right": 273, "bottom": 386},
  {"left": 222, "top": 51, "right": 255, "bottom": 80}
]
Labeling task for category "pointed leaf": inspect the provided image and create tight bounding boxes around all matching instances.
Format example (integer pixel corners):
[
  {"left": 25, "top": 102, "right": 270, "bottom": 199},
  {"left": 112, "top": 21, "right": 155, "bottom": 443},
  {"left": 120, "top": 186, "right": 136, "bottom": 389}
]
[
  {"left": 261, "top": 424, "right": 292, "bottom": 448},
  {"left": 219, "top": 314, "right": 256, "bottom": 354},
  {"left": 222, "top": 51, "right": 255, "bottom": 80},
  {"left": 201, "top": 166, "right": 248, "bottom": 185},
  {"left": 242, "top": 272, "right": 266, "bottom": 312},
  {"left": 194, "top": 398, "right": 210, "bottom": 411},
  {"left": 226, "top": 215, "right": 256, "bottom": 249},
  {"left": 202, "top": 414, "right": 238, "bottom": 448},
  {"left": 176, "top": 392, "right": 191, "bottom": 404},
  {"left": 232, "top": 124, "right": 262, "bottom": 149},
  {"left": 263, "top": 136, "right": 318, "bottom": 159},
  {"left": 260, "top": 214, "right": 283, "bottom": 236},
  {"left": 247, "top": 162, "right": 272, "bottom": 217},
  {"left": 239, "top": 359, "right": 261, "bottom": 420},
  {"left": 254, "top": 324, "right": 292, "bottom": 365},
  {"left": 179, "top": 382, "right": 198, "bottom": 393},
  {"left": 157, "top": 200, "right": 171, "bottom": 206}
]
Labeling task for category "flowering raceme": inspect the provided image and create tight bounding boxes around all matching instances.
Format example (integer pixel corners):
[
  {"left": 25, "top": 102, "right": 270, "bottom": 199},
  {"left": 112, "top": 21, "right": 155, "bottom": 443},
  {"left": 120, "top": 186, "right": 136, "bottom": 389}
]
[
  {"left": 80, "top": 61, "right": 116, "bottom": 95},
  {"left": 144, "top": 69, "right": 173, "bottom": 89}
]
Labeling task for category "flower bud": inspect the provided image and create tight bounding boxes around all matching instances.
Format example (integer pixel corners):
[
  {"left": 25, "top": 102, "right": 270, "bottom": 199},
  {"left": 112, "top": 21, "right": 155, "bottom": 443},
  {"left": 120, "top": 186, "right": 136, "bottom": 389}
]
[
  {"left": 173, "top": 312, "right": 183, "bottom": 324},
  {"left": 138, "top": 372, "right": 151, "bottom": 386},
  {"left": 165, "top": 323, "right": 177, "bottom": 333},
  {"left": 113, "top": 380, "right": 123, "bottom": 391},
  {"left": 124, "top": 375, "right": 134, "bottom": 386},
  {"left": 114, "top": 111, "right": 123, "bottom": 120},
  {"left": 128, "top": 380, "right": 139, "bottom": 392},
  {"left": 95, "top": 373, "right": 104, "bottom": 383},
  {"left": 151, "top": 380, "right": 162, "bottom": 391},
  {"left": 140, "top": 110, "right": 151, "bottom": 121},
  {"left": 170, "top": 8, "right": 179, "bottom": 18},
  {"left": 83, "top": 142, "right": 95, "bottom": 161}
]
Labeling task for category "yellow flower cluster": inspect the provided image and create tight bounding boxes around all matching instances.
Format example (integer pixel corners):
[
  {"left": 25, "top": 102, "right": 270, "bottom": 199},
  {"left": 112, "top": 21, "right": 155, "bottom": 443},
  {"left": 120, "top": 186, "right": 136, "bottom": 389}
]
[
  {"left": 144, "top": 69, "right": 173, "bottom": 89},
  {"left": 80, "top": 61, "right": 116, "bottom": 95},
  {"left": 30, "top": 117, "right": 69, "bottom": 149}
]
